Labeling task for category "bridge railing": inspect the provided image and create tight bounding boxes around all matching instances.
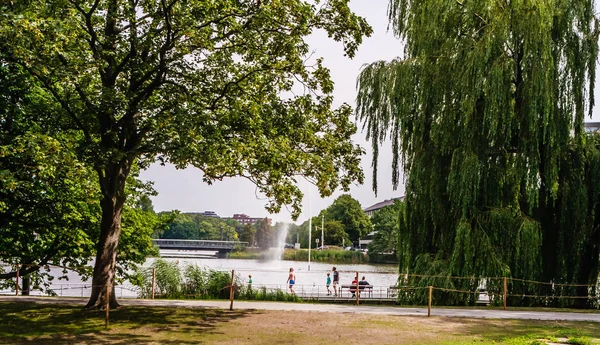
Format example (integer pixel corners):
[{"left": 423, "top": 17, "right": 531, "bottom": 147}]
[{"left": 152, "top": 239, "right": 249, "bottom": 249}]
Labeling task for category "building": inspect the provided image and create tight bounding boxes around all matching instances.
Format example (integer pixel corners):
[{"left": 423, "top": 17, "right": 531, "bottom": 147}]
[
  {"left": 359, "top": 196, "right": 405, "bottom": 249},
  {"left": 201, "top": 211, "right": 220, "bottom": 218},
  {"left": 230, "top": 213, "right": 268, "bottom": 226},
  {"left": 585, "top": 122, "right": 600, "bottom": 133},
  {"left": 363, "top": 196, "right": 405, "bottom": 217}
]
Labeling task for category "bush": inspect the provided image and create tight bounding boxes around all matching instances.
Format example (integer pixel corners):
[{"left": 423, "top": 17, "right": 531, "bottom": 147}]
[{"left": 131, "top": 260, "right": 300, "bottom": 302}]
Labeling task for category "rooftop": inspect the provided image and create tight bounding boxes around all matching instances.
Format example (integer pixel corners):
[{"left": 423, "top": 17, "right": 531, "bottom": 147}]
[{"left": 364, "top": 196, "right": 404, "bottom": 213}]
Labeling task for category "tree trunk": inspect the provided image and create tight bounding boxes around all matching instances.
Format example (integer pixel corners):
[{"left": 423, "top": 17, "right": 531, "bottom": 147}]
[
  {"left": 85, "top": 159, "right": 133, "bottom": 309},
  {"left": 21, "top": 275, "right": 30, "bottom": 296}
]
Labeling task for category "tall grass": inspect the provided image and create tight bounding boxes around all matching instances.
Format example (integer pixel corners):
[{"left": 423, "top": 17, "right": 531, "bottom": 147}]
[
  {"left": 131, "top": 259, "right": 301, "bottom": 302},
  {"left": 283, "top": 249, "right": 369, "bottom": 264}
]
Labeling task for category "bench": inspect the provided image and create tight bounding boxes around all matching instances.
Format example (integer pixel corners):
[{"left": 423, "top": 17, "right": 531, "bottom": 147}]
[
  {"left": 387, "top": 285, "right": 398, "bottom": 298},
  {"left": 340, "top": 284, "right": 373, "bottom": 297}
]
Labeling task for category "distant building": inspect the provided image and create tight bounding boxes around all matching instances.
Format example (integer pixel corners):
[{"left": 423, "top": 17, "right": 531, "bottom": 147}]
[
  {"left": 363, "top": 196, "right": 404, "bottom": 217},
  {"left": 202, "top": 211, "right": 220, "bottom": 218},
  {"left": 229, "top": 213, "right": 269, "bottom": 226},
  {"left": 360, "top": 196, "right": 405, "bottom": 249},
  {"left": 585, "top": 122, "right": 600, "bottom": 133}
]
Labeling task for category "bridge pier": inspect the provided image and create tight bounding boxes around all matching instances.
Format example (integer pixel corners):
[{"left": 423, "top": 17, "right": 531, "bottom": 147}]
[{"left": 216, "top": 250, "right": 229, "bottom": 259}]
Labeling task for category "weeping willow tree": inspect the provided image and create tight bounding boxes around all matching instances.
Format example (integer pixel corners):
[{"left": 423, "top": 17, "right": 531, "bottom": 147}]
[{"left": 357, "top": 0, "right": 600, "bottom": 307}]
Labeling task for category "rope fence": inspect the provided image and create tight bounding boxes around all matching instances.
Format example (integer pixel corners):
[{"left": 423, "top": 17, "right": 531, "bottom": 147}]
[{"left": 2, "top": 264, "right": 600, "bottom": 319}]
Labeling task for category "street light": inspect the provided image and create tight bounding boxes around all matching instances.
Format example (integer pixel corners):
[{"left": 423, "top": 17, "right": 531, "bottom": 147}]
[{"left": 321, "top": 215, "right": 324, "bottom": 249}]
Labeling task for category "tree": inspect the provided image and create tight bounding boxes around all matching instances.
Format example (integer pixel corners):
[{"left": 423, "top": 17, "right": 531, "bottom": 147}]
[
  {"left": 1, "top": 0, "right": 371, "bottom": 307},
  {"left": 356, "top": 0, "right": 600, "bottom": 306},
  {"left": 368, "top": 200, "right": 403, "bottom": 255},
  {"left": 0, "top": 132, "right": 98, "bottom": 289},
  {"left": 324, "top": 195, "right": 371, "bottom": 244},
  {"left": 239, "top": 223, "right": 256, "bottom": 246},
  {"left": 256, "top": 218, "right": 274, "bottom": 249},
  {"left": 321, "top": 220, "right": 349, "bottom": 247},
  {"left": 161, "top": 213, "right": 237, "bottom": 240}
]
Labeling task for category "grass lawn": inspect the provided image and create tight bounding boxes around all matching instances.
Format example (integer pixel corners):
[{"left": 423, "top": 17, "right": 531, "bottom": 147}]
[{"left": 1, "top": 301, "right": 600, "bottom": 344}]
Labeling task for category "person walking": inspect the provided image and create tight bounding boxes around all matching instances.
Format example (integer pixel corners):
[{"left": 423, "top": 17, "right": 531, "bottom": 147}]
[
  {"left": 326, "top": 273, "right": 332, "bottom": 295},
  {"left": 332, "top": 267, "right": 340, "bottom": 296},
  {"left": 248, "top": 274, "right": 253, "bottom": 290},
  {"left": 287, "top": 268, "right": 296, "bottom": 294}
]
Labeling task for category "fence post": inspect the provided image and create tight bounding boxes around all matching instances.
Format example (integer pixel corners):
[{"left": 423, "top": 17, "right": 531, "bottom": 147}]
[
  {"left": 105, "top": 284, "right": 111, "bottom": 329},
  {"left": 428, "top": 286, "right": 433, "bottom": 317},
  {"left": 15, "top": 265, "right": 19, "bottom": 296},
  {"left": 503, "top": 277, "right": 507, "bottom": 310},
  {"left": 229, "top": 270, "right": 235, "bottom": 311},
  {"left": 151, "top": 268, "right": 156, "bottom": 300},
  {"left": 355, "top": 272, "right": 360, "bottom": 306}
]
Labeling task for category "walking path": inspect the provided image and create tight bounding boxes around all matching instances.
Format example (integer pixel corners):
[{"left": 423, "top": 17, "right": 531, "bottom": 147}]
[{"left": 2, "top": 295, "right": 600, "bottom": 322}]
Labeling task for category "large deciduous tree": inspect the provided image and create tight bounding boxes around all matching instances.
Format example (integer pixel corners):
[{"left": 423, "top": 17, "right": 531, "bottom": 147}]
[
  {"left": 0, "top": 0, "right": 370, "bottom": 308},
  {"left": 324, "top": 194, "right": 371, "bottom": 244},
  {"left": 356, "top": 0, "right": 600, "bottom": 307}
]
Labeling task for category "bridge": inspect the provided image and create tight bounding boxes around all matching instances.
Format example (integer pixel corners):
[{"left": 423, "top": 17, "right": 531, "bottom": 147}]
[{"left": 152, "top": 239, "right": 248, "bottom": 258}]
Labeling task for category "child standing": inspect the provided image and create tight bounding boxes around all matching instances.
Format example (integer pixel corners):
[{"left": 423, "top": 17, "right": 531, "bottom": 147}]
[
  {"left": 248, "top": 274, "right": 253, "bottom": 289},
  {"left": 326, "top": 273, "right": 332, "bottom": 295}
]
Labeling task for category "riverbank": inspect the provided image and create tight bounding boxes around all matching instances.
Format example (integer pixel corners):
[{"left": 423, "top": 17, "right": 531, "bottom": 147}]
[
  {"left": 2, "top": 298, "right": 600, "bottom": 344},
  {"left": 228, "top": 248, "right": 372, "bottom": 264}
]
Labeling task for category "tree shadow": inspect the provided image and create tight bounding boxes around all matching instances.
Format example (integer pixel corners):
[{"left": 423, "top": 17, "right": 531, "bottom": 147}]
[
  {"left": 441, "top": 317, "right": 600, "bottom": 343},
  {"left": 0, "top": 301, "right": 260, "bottom": 344}
]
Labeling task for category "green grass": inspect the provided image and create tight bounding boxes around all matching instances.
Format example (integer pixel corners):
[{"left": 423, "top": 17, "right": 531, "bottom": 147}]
[
  {"left": 228, "top": 248, "right": 370, "bottom": 264},
  {"left": 1, "top": 301, "right": 600, "bottom": 344}
]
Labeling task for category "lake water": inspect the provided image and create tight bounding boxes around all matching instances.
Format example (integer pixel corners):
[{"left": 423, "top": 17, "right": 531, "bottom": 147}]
[{"left": 2, "top": 251, "right": 401, "bottom": 299}]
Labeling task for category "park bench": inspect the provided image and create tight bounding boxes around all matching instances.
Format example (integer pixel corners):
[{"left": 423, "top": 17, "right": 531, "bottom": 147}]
[
  {"left": 387, "top": 285, "right": 398, "bottom": 298},
  {"left": 340, "top": 284, "right": 373, "bottom": 297}
]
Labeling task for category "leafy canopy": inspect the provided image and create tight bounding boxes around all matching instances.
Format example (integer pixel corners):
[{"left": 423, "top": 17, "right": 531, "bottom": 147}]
[
  {"left": 0, "top": 0, "right": 372, "bottom": 218},
  {"left": 356, "top": 0, "right": 600, "bottom": 306}
]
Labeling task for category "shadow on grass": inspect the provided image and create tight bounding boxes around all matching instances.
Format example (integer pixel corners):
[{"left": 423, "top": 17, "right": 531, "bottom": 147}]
[
  {"left": 450, "top": 317, "right": 600, "bottom": 343},
  {"left": 0, "top": 302, "right": 259, "bottom": 344}
]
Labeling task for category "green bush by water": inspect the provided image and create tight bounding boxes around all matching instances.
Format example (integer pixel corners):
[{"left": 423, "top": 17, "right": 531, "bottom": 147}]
[
  {"left": 131, "top": 259, "right": 300, "bottom": 302},
  {"left": 283, "top": 249, "right": 368, "bottom": 264}
]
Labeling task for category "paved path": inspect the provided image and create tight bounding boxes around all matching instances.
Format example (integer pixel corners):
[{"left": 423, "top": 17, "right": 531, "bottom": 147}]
[{"left": 2, "top": 296, "right": 600, "bottom": 322}]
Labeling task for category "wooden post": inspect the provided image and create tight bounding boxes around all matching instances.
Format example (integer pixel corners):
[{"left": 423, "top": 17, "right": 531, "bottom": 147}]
[
  {"left": 355, "top": 272, "right": 360, "bottom": 305},
  {"left": 151, "top": 268, "right": 156, "bottom": 299},
  {"left": 503, "top": 277, "right": 507, "bottom": 310},
  {"left": 15, "top": 265, "right": 19, "bottom": 296},
  {"left": 428, "top": 286, "right": 433, "bottom": 317},
  {"left": 229, "top": 270, "right": 235, "bottom": 311},
  {"left": 105, "top": 285, "right": 110, "bottom": 329}
]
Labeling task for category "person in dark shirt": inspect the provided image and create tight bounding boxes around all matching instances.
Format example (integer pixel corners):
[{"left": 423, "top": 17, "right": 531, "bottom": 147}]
[
  {"left": 332, "top": 267, "right": 340, "bottom": 296},
  {"left": 358, "top": 276, "right": 370, "bottom": 296}
]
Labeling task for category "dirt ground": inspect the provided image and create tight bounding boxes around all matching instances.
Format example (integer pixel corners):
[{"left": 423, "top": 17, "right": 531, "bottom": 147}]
[{"left": 3, "top": 302, "right": 600, "bottom": 345}]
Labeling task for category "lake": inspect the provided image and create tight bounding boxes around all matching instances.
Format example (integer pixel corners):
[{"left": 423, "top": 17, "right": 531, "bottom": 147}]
[{"left": 2, "top": 251, "right": 401, "bottom": 298}]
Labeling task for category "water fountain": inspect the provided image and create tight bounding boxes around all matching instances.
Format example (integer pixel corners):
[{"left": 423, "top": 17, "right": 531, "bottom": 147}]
[{"left": 265, "top": 222, "right": 289, "bottom": 262}]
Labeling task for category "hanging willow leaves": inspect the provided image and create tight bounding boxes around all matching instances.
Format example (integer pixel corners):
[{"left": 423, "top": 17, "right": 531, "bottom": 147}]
[{"left": 357, "top": 0, "right": 600, "bottom": 307}]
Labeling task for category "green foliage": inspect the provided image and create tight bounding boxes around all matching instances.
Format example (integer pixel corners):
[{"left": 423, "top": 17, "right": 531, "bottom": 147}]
[
  {"left": 0, "top": 0, "right": 371, "bottom": 305},
  {"left": 0, "top": 132, "right": 98, "bottom": 282},
  {"left": 238, "top": 224, "right": 256, "bottom": 246},
  {"left": 242, "top": 285, "right": 301, "bottom": 302},
  {"left": 368, "top": 199, "right": 403, "bottom": 255},
  {"left": 161, "top": 213, "right": 238, "bottom": 241},
  {"left": 282, "top": 249, "right": 368, "bottom": 264},
  {"left": 256, "top": 218, "right": 274, "bottom": 250},
  {"left": 357, "top": 0, "right": 600, "bottom": 307},
  {"left": 132, "top": 260, "right": 300, "bottom": 301},
  {"left": 183, "top": 265, "right": 237, "bottom": 300},
  {"left": 323, "top": 195, "right": 371, "bottom": 244}
]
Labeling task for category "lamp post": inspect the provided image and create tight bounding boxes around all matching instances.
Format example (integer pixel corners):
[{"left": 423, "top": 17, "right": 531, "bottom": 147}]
[{"left": 321, "top": 215, "right": 324, "bottom": 249}]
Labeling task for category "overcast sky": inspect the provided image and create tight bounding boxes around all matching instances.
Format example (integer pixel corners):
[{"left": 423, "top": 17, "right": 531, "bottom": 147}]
[{"left": 140, "top": 0, "right": 600, "bottom": 224}]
